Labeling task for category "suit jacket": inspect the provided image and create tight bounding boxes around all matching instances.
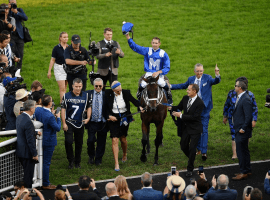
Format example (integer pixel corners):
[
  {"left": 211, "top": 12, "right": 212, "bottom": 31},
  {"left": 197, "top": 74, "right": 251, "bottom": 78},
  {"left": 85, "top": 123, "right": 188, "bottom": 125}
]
[
  {"left": 172, "top": 95, "right": 204, "bottom": 136},
  {"left": 232, "top": 92, "right": 253, "bottom": 133},
  {"left": 71, "top": 189, "right": 101, "bottom": 200},
  {"left": 108, "top": 196, "right": 126, "bottom": 200},
  {"left": 171, "top": 74, "right": 221, "bottom": 113},
  {"left": 16, "top": 113, "right": 37, "bottom": 159},
  {"left": 203, "top": 187, "right": 238, "bottom": 200},
  {"left": 35, "top": 107, "right": 61, "bottom": 147},
  {"left": 105, "top": 89, "right": 141, "bottom": 121},
  {"left": 9, "top": 8, "right": 28, "bottom": 39},
  {"left": 133, "top": 188, "right": 163, "bottom": 200}
]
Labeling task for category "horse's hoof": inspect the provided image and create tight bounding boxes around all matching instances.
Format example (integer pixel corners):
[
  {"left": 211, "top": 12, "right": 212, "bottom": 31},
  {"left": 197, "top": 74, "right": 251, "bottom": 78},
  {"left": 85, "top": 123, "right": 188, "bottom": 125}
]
[
  {"left": 147, "top": 148, "right": 150, "bottom": 154},
  {"left": 153, "top": 162, "right": 159, "bottom": 166},
  {"left": 140, "top": 154, "right": 147, "bottom": 162},
  {"left": 159, "top": 142, "right": 164, "bottom": 147}
]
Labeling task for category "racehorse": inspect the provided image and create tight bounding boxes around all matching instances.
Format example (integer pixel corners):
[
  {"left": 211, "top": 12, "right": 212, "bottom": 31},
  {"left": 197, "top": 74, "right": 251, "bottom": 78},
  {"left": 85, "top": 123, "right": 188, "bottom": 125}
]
[{"left": 140, "top": 76, "right": 168, "bottom": 165}]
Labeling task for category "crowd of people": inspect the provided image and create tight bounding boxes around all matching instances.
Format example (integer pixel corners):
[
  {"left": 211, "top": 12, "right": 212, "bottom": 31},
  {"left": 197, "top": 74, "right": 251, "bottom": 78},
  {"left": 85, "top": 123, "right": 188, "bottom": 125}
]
[
  {"left": 1, "top": 170, "right": 270, "bottom": 200},
  {"left": 0, "top": 1, "right": 266, "bottom": 199}
]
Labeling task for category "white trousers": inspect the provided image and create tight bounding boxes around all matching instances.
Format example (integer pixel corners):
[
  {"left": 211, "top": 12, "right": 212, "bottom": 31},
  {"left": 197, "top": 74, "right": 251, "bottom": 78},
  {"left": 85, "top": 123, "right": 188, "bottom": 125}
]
[{"left": 141, "top": 72, "right": 166, "bottom": 88}]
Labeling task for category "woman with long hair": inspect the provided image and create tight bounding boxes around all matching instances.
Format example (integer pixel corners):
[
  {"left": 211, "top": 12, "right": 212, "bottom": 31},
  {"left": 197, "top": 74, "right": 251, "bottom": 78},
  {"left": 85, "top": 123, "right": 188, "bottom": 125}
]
[
  {"left": 47, "top": 32, "right": 68, "bottom": 103},
  {"left": 114, "top": 175, "right": 131, "bottom": 199}
]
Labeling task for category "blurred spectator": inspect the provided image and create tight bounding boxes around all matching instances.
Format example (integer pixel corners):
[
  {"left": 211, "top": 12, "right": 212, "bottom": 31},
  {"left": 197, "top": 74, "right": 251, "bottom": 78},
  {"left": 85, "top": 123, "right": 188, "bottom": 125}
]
[
  {"left": 30, "top": 80, "right": 43, "bottom": 94},
  {"left": 0, "top": 72, "right": 10, "bottom": 113},
  {"left": 163, "top": 172, "right": 186, "bottom": 200},
  {"left": 55, "top": 188, "right": 72, "bottom": 200},
  {"left": 35, "top": 95, "right": 61, "bottom": 190},
  {"left": 14, "top": 180, "right": 27, "bottom": 197},
  {"left": 243, "top": 186, "right": 254, "bottom": 200},
  {"left": 8, "top": 0, "right": 28, "bottom": 69},
  {"left": 185, "top": 185, "right": 197, "bottom": 200},
  {"left": 246, "top": 188, "right": 262, "bottom": 200},
  {"left": 71, "top": 175, "right": 101, "bottom": 200},
  {"left": 133, "top": 172, "right": 163, "bottom": 200},
  {"left": 1, "top": 191, "right": 12, "bottom": 200},
  {"left": 0, "top": 3, "right": 15, "bottom": 33},
  {"left": 31, "top": 89, "right": 45, "bottom": 107},
  {"left": 13, "top": 88, "right": 29, "bottom": 117},
  {"left": 0, "top": 54, "right": 9, "bottom": 78},
  {"left": 264, "top": 172, "right": 270, "bottom": 194},
  {"left": 114, "top": 175, "right": 131, "bottom": 200},
  {"left": 203, "top": 174, "right": 237, "bottom": 200},
  {"left": 196, "top": 172, "right": 210, "bottom": 197},
  {"left": 3, "top": 75, "right": 17, "bottom": 130},
  {"left": 13, "top": 188, "right": 44, "bottom": 200},
  {"left": 105, "top": 182, "right": 124, "bottom": 200}
]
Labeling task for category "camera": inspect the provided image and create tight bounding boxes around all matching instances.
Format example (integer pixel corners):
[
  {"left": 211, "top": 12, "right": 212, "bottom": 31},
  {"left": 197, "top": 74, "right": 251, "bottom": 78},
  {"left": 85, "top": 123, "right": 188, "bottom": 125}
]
[
  {"left": 106, "top": 42, "right": 115, "bottom": 52},
  {"left": 5, "top": 77, "right": 27, "bottom": 96},
  {"left": 190, "top": 178, "right": 195, "bottom": 186},
  {"left": 246, "top": 187, "right": 252, "bottom": 196},
  {"left": 88, "top": 41, "right": 99, "bottom": 57},
  {"left": 27, "top": 188, "right": 37, "bottom": 197},
  {"left": 198, "top": 166, "right": 203, "bottom": 174},
  {"left": 0, "top": 62, "right": 8, "bottom": 74},
  {"left": 215, "top": 174, "right": 219, "bottom": 180},
  {"left": 0, "top": 5, "right": 8, "bottom": 21},
  {"left": 265, "top": 88, "right": 270, "bottom": 108},
  {"left": 62, "top": 185, "right": 67, "bottom": 192},
  {"left": 10, "top": 3, "right": 17, "bottom": 9},
  {"left": 171, "top": 166, "right": 176, "bottom": 175}
]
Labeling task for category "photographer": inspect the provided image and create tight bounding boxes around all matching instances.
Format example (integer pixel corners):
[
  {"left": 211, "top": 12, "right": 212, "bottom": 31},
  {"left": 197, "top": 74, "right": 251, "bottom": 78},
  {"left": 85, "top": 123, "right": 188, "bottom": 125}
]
[
  {"left": 8, "top": 0, "right": 28, "bottom": 69},
  {"left": 0, "top": 54, "right": 9, "bottom": 79},
  {"left": 64, "top": 34, "right": 95, "bottom": 92},
  {"left": 0, "top": 3, "right": 15, "bottom": 33},
  {"left": 14, "top": 188, "right": 44, "bottom": 200},
  {"left": 96, "top": 27, "right": 124, "bottom": 87},
  {"left": 35, "top": 95, "right": 61, "bottom": 190}
]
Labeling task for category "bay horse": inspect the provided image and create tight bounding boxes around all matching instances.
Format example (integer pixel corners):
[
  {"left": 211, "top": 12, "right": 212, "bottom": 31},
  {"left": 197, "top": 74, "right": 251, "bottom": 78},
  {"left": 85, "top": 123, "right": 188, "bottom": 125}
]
[{"left": 140, "top": 75, "right": 167, "bottom": 165}]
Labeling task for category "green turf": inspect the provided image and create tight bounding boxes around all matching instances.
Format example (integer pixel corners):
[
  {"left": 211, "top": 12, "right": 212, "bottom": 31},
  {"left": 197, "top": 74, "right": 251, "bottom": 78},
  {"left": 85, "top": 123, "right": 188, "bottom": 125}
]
[{"left": 1, "top": 0, "right": 270, "bottom": 185}]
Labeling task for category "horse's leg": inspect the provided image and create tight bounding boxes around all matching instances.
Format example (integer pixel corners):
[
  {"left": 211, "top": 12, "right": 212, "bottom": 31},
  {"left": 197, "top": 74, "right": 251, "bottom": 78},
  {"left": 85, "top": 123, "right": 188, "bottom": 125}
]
[
  {"left": 140, "top": 121, "right": 149, "bottom": 162},
  {"left": 154, "top": 121, "right": 164, "bottom": 165},
  {"left": 146, "top": 128, "right": 150, "bottom": 154}
]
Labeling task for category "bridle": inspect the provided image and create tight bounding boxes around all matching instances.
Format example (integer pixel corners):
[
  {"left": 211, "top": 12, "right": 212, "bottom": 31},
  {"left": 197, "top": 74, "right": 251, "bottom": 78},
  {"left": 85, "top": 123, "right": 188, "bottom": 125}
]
[{"left": 141, "top": 81, "right": 164, "bottom": 108}]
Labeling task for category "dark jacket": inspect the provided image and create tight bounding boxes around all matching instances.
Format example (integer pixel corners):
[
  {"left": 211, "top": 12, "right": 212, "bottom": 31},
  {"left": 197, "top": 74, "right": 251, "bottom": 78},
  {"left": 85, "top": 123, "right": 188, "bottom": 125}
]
[
  {"left": 4, "top": 94, "right": 17, "bottom": 131},
  {"left": 172, "top": 95, "right": 204, "bottom": 135},
  {"left": 16, "top": 112, "right": 37, "bottom": 158},
  {"left": 8, "top": 8, "right": 28, "bottom": 39},
  {"left": 203, "top": 187, "right": 237, "bottom": 200},
  {"left": 71, "top": 189, "right": 101, "bottom": 200},
  {"left": 105, "top": 89, "right": 140, "bottom": 121}
]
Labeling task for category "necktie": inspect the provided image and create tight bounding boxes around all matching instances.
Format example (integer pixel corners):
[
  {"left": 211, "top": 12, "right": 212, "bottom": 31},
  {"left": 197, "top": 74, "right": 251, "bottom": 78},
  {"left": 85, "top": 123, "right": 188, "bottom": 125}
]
[
  {"left": 235, "top": 96, "right": 240, "bottom": 107},
  {"left": 197, "top": 79, "right": 201, "bottom": 98},
  {"left": 93, "top": 93, "right": 100, "bottom": 121},
  {"left": 187, "top": 98, "right": 192, "bottom": 111},
  {"left": 5, "top": 48, "right": 11, "bottom": 67}
]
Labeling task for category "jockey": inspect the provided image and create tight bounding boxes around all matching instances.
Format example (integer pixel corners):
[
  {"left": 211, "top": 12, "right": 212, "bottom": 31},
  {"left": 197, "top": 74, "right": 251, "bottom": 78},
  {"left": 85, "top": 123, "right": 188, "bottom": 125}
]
[{"left": 125, "top": 33, "right": 173, "bottom": 105}]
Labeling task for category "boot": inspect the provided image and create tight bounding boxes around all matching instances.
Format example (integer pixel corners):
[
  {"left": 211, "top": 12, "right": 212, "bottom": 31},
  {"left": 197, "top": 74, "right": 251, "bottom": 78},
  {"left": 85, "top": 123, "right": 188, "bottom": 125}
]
[{"left": 163, "top": 84, "right": 173, "bottom": 105}]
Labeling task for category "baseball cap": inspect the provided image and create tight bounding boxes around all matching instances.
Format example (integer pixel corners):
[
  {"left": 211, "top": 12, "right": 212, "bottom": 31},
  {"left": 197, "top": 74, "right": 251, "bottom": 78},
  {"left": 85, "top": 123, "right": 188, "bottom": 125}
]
[
  {"left": 71, "top": 35, "right": 81, "bottom": 44},
  {"left": 3, "top": 76, "right": 17, "bottom": 87}
]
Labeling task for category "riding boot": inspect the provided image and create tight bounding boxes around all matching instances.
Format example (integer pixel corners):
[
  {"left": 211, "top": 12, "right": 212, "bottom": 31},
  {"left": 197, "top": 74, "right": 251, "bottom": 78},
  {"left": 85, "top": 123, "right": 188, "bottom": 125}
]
[
  {"left": 163, "top": 84, "right": 173, "bottom": 105},
  {"left": 136, "top": 85, "right": 144, "bottom": 100}
]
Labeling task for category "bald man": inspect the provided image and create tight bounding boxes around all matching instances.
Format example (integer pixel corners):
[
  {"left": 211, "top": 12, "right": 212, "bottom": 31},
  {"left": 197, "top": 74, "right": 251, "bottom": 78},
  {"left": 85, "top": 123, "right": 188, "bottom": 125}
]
[{"left": 105, "top": 182, "right": 125, "bottom": 200}]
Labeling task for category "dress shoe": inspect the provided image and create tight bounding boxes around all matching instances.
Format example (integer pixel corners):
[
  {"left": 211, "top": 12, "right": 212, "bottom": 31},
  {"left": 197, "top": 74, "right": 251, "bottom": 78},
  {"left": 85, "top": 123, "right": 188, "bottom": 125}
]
[
  {"left": 88, "top": 157, "right": 94, "bottom": 165},
  {"left": 68, "top": 162, "right": 74, "bottom": 169},
  {"left": 186, "top": 171, "right": 193, "bottom": 177},
  {"left": 196, "top": 151, "right": 201, "bottom": 155},
  {"left": 42, "top": 184, "right": 56, "bottom": 190},
  {"left": 232, "top": 173, "right": 248, "bottom": 180},
  {"left": 202, "top": 154, "right": 207, "bottom": 161},
  {"left": 234, "top": 172, "right": 252, "bottom": 177},
  {"left": 75, "top": 163, "right": 81, "bottom": 169}
]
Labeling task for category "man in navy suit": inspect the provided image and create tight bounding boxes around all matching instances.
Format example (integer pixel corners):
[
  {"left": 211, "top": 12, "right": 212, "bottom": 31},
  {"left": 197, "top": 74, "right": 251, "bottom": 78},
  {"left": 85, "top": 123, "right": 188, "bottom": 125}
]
[
  {"left": 35, "top": 95, "right": 61, "bottom": 190},
  {"left": 204, "top": 174, "right": 237, "bottom": 200},
  {"left": 232, "top": 80, "right": 253, "bottom": 181},
  {"left": 133, "top": 172, "right": 163, "bottom": 200},
  {"left": 16, "top": 100, "right": 41, "bottom": 188},
  {"left": 86, "top": 78, "right": 108, "bottom": 166},
  {"left": 170, "top": 63, "right": 220, "bottom": 160}
]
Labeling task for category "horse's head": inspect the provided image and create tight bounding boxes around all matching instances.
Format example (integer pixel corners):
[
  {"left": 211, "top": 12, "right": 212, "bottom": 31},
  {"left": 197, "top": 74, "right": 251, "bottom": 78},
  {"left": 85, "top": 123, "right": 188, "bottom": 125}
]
[{"left": 142, "top": 76, "right": 160, "bottom": 112}]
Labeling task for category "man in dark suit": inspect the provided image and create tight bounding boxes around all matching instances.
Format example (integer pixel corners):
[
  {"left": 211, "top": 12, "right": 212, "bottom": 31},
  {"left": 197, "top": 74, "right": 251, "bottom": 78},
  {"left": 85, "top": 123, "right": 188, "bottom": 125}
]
[
  {"left": 71, "top": 175, "right": 101, "bottom": 200},
  {"left": 133, "top": 172, "right": 163, "bottom": 200},
  {"left": 105, "top": 81, "right": 144, "bottom": 171},
  {"left": 105, "top": 182, "right": 126, "bottom": 200},
  {"left": 16, "top": 100, "right": 41, "bottom": 188},
  {"left": 86, "top": 78, "right": 108, "bottom": 166},
  {"left": 232, "top": 80, "right": 253, "bottom": 181},
  {"left": 203, "top": 174, "right": 238, "bottom": 200},
  {"left": 171, "top": 63, "right": 220, "bottom": 160},
  {"left": 171, "top": 84, "right": 204, "bottom": 177},
  {"left": 96, "top": 27, "right": 124, "bottom": 87}
]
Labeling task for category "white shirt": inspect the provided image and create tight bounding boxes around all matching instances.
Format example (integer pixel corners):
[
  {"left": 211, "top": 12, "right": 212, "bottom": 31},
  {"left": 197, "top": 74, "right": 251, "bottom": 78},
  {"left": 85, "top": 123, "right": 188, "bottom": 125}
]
[
  {"left": 0, "top": 83, "right": 6, "bottom": 113},
  {"left": 237, "top": 91, "right": 246, "bottom": 101},
  {"left": 112, "top": 92, "right": 127, "bottom": 114},
  {"left": 43, "top": 107, "right": 51, "bottom": 112},
  {"left": 180, "top": 95, "right": 198, "bottom": 118}
]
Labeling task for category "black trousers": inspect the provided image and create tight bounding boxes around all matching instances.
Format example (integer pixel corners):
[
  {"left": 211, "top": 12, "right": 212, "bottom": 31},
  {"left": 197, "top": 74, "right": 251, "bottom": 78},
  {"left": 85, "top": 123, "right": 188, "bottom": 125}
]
[
  {"left": 180, "top": 131, "right": 201, "bottom": 172},
  {"left": 87, "top": 121, "right": 108, "bottom": 164},
  {"left": 67, "top": 78, "right": 87, "bottom": 92},
  {"left": 100, "top": 70, "right": 117, "bottom": 87},
  {"left": 18, "top": 157, "right": 36, "bottom": 188},
  {"left": 10, "top": 33, "right": 24, "bottom": 69},
  {"left": 64, "top": 123, "right": 84, "bottom": 164}
]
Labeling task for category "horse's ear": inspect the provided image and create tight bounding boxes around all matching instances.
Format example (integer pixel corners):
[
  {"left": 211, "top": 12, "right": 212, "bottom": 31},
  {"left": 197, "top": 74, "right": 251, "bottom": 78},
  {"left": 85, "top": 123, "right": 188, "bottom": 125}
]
[
  {"left": 142, "top": 77, "right": 148, "bottom": 83},
  {"left": 154, "top": 75, "right": 159, "bottom": 82}
]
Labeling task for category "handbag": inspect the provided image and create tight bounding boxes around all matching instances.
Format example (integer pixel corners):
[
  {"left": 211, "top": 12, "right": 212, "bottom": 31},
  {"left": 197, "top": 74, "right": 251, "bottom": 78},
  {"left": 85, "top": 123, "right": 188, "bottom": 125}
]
[{"left": 22, "top": 21, "right": 33, "bottom": 44}]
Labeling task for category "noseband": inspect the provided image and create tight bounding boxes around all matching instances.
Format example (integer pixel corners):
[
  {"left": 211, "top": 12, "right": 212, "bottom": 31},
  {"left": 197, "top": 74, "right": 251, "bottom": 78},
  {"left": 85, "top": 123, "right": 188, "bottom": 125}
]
[{"left": 142, "top": 82, "right": 164, "bottom": 108}]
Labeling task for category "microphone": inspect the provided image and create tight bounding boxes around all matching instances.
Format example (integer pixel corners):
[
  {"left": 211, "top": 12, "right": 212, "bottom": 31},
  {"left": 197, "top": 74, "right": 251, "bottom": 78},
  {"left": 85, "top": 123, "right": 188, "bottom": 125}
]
[{"left": 91, "top": 41, "right": 96, "bottom": 46}]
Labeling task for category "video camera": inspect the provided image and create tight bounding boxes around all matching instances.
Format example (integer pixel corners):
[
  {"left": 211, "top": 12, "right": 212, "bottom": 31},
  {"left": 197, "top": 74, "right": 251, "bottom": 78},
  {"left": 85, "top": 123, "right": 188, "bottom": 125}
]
[
  {"left": 0, "top": 4, "right": 8, "bottom": 21},
  {"left": 88, "top": 32, "right": 99, "bottom": 57},
  {"left": 105, "top": 42, "right": 115, "bottom": 52},
  {"left": 5, "top": 77, "right": 27, "bottom": 96},
  {"left": 0, "top": 62, "right": 9, "bottom": 74},
  {"left": 10, "top": 3, "right": 17, "bottom": 9},
  {"left": 265, "top": 88, "right": 270, "bottom": 108}
]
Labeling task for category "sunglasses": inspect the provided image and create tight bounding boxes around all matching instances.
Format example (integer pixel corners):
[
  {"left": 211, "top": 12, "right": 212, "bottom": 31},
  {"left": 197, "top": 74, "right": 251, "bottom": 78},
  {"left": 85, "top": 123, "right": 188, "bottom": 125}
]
[
  {"left": 235, "top": 85, "right": 240, "bottom": 87},
  {"left": 95, "top": 85, "right": 102, "bottom": 88}
]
